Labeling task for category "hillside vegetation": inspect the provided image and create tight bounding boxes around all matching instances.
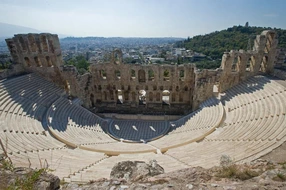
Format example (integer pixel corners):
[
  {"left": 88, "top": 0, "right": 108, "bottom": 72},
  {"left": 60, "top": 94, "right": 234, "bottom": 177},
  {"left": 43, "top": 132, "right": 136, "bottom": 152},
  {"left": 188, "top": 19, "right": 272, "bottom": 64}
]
[{"left": 176, "top": 25, "right": 286, "bottom": 60}]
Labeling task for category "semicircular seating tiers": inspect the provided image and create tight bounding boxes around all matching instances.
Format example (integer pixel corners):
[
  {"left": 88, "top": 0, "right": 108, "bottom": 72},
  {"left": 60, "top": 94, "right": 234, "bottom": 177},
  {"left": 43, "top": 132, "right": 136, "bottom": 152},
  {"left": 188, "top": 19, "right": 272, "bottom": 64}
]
[
  {"left": 46, "top": 97, "right": 157, "bottom": 154},
  {"left": 164, "top": 75, "right": 286, "bottom": 169},
  {"left": 2, "top": 73, "right": 286, "bottom": 182}
]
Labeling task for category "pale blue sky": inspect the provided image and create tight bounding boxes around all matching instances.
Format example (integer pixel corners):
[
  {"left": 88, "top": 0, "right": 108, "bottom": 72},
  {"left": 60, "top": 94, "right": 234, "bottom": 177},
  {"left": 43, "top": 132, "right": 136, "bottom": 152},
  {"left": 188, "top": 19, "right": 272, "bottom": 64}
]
[{"left": 0, "top": 0, "right": 285, "bottom": 37}]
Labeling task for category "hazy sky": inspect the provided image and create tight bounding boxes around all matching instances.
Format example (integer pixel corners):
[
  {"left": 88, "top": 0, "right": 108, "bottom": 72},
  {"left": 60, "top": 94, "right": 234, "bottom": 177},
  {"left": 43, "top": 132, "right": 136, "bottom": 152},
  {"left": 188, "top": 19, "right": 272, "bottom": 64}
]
[{"left": 1, "top": 0, "right": 285, "bottom": 37}]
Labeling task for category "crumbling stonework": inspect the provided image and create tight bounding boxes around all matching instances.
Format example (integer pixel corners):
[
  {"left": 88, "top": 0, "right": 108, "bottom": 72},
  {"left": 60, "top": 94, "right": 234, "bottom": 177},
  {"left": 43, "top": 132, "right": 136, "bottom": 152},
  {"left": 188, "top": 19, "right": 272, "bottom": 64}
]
[
  {"left": 5, "top": 30, "right": 279, "bottom": 114},
  {"left": 5, "top": 33, "right": 65, "bottom": 85}
]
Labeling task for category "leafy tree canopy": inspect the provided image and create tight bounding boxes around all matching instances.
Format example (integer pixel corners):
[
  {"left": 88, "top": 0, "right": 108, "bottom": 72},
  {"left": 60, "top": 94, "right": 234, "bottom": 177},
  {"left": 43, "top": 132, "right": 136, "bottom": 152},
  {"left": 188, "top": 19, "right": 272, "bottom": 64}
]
[{"left": 176, "top": 25, "right": 286, "bottom": 60}]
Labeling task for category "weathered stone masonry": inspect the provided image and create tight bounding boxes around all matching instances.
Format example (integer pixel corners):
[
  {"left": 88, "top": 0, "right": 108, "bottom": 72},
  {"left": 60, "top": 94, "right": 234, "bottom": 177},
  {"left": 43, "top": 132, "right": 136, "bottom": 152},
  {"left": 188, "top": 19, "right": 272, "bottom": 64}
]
[{"left": 4, "top": 30, "right": 278, "bottom": 114}]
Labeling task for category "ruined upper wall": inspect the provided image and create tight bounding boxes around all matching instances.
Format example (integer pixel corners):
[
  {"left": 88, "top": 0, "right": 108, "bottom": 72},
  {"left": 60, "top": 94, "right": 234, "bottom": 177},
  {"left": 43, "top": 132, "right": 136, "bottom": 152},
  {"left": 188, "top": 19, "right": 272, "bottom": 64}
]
[
  {"left": 4, "top": 30, "right": 279, "bottom": 114},
  {"left": 6, "top": 33, "right": 63, "bottom": 67},
  {"left": 5, "top": 33, "right": 65, "bottom": 85}
]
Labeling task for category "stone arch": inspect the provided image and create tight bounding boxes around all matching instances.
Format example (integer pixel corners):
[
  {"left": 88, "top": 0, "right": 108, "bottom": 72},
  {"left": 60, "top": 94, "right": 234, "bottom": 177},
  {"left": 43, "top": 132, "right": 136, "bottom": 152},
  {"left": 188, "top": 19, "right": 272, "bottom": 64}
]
[
  {"left": 156, "top": 92, "right": 160, "bottom": 102},
  {"left": 162, "top": 90, "right": 170, "bottom": 105},
  {"left": 100, "top": 70, "right": 107, "bottom": 79},
  {"left": 148, "top": 69, "right": 155, "bottom": 81},
  {"left": 246, "top": 56, "right": 255, "bottom": 72},
  {"left": 179, "top": 70, "right": 185, "bottom": 81},
  {"left": 28, "top": 35, "right": 37, "bottom": 52},
  {"left": 19, "top": 36, "right": 27, "bottom": 51},
  {"left": 103, "top": 91, "right": 107, "bottom": 101},
  {"left": 48, "top": 39, "right": 55, "bottom": 53},
  {"left": 264, "top": 31, "right": 276, "bottom": 53},
  {"left": 130, "top": 69, "right": 136, "bottom": 80},
  {"left": 138, "top": 69, "right": 146, "bottom": 82},
  {"left": 90, "top": 93, "right": 95, "bottom": 107},
  {"left": 231, "top": 56, "right": 240, "bottom": 72},
  {"left": 46, "top": 56, "right": 53, "bottom": 67},
  {"left": 163, "top": 69, "right": 170, "bottom": 81},
  {"left": 124, "top": 91, "right": 129, "bottom": 101},
  {"left": 110, "top": 90, "right": 114, "bottom": 100},
  {"left": 179, "top": 93, "right": 183, "bottom": 102},
  {"left": 24, "top": 57, "right": 31, "bottom": 67},
  {"left": 149, "top": 92, "right": 153, "bottom": 101},
  {"left": 115, "top": 70, "right": 121, "bottom": 80},
  {"left": 116, "top": 89, "right": 123, "bottom": 104},
  {"left": 34, "top": 56, "right": 42, "bottom": 67},
  {"left": 139, "top": 90, "right": 146, "bottom": 105},
  {"left": 41, "top": 35, "right": 49, "bottom": 52},
  {"left": 260, "top": 56, "right": 268, "bottom": 72},
  {"left": 112, "top": 49, "right": 123, "bottom": 65}
]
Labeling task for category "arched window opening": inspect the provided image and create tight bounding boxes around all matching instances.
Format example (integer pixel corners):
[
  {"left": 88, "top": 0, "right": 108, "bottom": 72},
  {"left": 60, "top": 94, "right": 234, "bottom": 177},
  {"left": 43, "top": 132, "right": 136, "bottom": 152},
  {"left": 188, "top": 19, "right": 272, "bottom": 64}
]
[
  {"left": 28, "top": 35, "right": 37, "bottom": 52},
  {"left": 179, "top": 70, "right": 184, "bottom": 81},
  {"left": 184, "top": 86, "right": 188, "bottom": 91},
  {"left": 163, "top": 70, "right": 170, "bottom": 81},
  {"left": 116, "top": 90, "right": 123, "bottom": 104},
  {"left": 231, "top": 56, "right": 239, "bottom": 72},
  {"left": 110, "top": 90, "right": 114, "bottom": 100},
  {"left": 90, "top": 93, "right": 95, "bottom": 107},
  {"left": 100, "top": 70, "right": 107, "bottom": 79},
  {"left": 113, "top": 50, "right": 121, "bottom": 65},
  {"left": 162, "top": 90, "right": 170, "bottom": 105},
  {"left": 149, "top": 92, "right": 153, "bottom": 102},
  {"left": 48, "top": 40, "right": 55, "bottom": 53},
  {"left": 46, "top": 56, "right": 53, "bottom": 67},
  {"left": 179, "top": 94, "right": 183, "bottom": 102},
  {"left": 246, "top": 56, "right": 255, "bottom": 72},
  {"left": 139, "top": 90, "right": 146, "bottom": 105},
  {"left": 124, "top": 91, "right": 129, "bottom": 101},
  {"left": 130, "top": 69, "right": 136, "bottom": 80},
  {"left": 19, "top": 36, "right": 27, "bottom": 51},
  {"left": 34, "top": 56, "right": 42, "bottom": 67},
  {"left": 264, "top": 32, "right": 275, "bottom": 53},
  {"left": 41, "top": 35, "right": 49, "bottom": 52},
  {"left": 153, "top": 86, "right": 157, "bottom": 90},
  {"left": 148, "top": 69, "right": 155, "bottom": 81},
  {"left": 24, "top": 57, "right": 31, "bottom": 67},
  {"left": 138, "top": 69, "right": 146, "bottom": 82},
  {"left": 156, "top": 92, "right": 160, "bottom": 102},
  {"left": 103, "top": 91, "right": 107, "bottom": 101},
  {"left": 260, "top": 56, "right": 268, "bottom": 72},
  {"left": 115, "top": 70, "right": 121, "bottom": 80}
]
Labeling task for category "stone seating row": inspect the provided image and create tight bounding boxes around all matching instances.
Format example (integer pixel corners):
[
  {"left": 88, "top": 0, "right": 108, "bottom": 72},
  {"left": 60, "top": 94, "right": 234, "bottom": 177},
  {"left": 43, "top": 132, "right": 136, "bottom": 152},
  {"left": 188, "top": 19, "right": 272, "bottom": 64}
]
[
  {"left": 8, "top": 147, "right": 107, "bottom": 180},
  {"left": 108, "top": 120, "right": 168, "bottom": 142}
]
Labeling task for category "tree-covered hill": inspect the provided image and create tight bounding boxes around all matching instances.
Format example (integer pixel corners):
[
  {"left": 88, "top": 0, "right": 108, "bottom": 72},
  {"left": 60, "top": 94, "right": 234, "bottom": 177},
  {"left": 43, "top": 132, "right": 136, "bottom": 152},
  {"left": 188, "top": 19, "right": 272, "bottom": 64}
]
[{"left": 176, "top": 25, "right": 286, "bottom": 60}]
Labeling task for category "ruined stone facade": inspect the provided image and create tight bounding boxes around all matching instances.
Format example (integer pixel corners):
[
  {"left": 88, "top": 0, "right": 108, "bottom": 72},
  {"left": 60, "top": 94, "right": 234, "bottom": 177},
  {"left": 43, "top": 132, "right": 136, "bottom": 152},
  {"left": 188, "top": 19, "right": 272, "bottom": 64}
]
[{"left": 4, "top": 30, "right": 278, "bottom": 114}]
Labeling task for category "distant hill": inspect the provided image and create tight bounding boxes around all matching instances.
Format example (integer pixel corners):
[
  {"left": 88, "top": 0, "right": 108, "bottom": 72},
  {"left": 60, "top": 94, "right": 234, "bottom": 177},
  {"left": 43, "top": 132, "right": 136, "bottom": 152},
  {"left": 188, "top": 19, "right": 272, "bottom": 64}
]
[
  {"left": 176, "top": 25, "right": 286, "bottom": 59},
  {"left": 0, "top": 22, "right": 68, "bottom": 41},
  {"left": 0, "top": 22, "right": 41, "bottom": 38}
]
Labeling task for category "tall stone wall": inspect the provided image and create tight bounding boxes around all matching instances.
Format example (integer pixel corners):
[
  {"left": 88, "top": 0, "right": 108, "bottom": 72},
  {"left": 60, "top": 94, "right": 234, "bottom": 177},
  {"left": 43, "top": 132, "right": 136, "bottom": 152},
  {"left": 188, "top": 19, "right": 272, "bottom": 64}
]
[
  {"left": 5, "top": 33, "right": 65, "bottom": 85},
  {"left": 5, "top": 30, "right": 279, "bottom": 115}
]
